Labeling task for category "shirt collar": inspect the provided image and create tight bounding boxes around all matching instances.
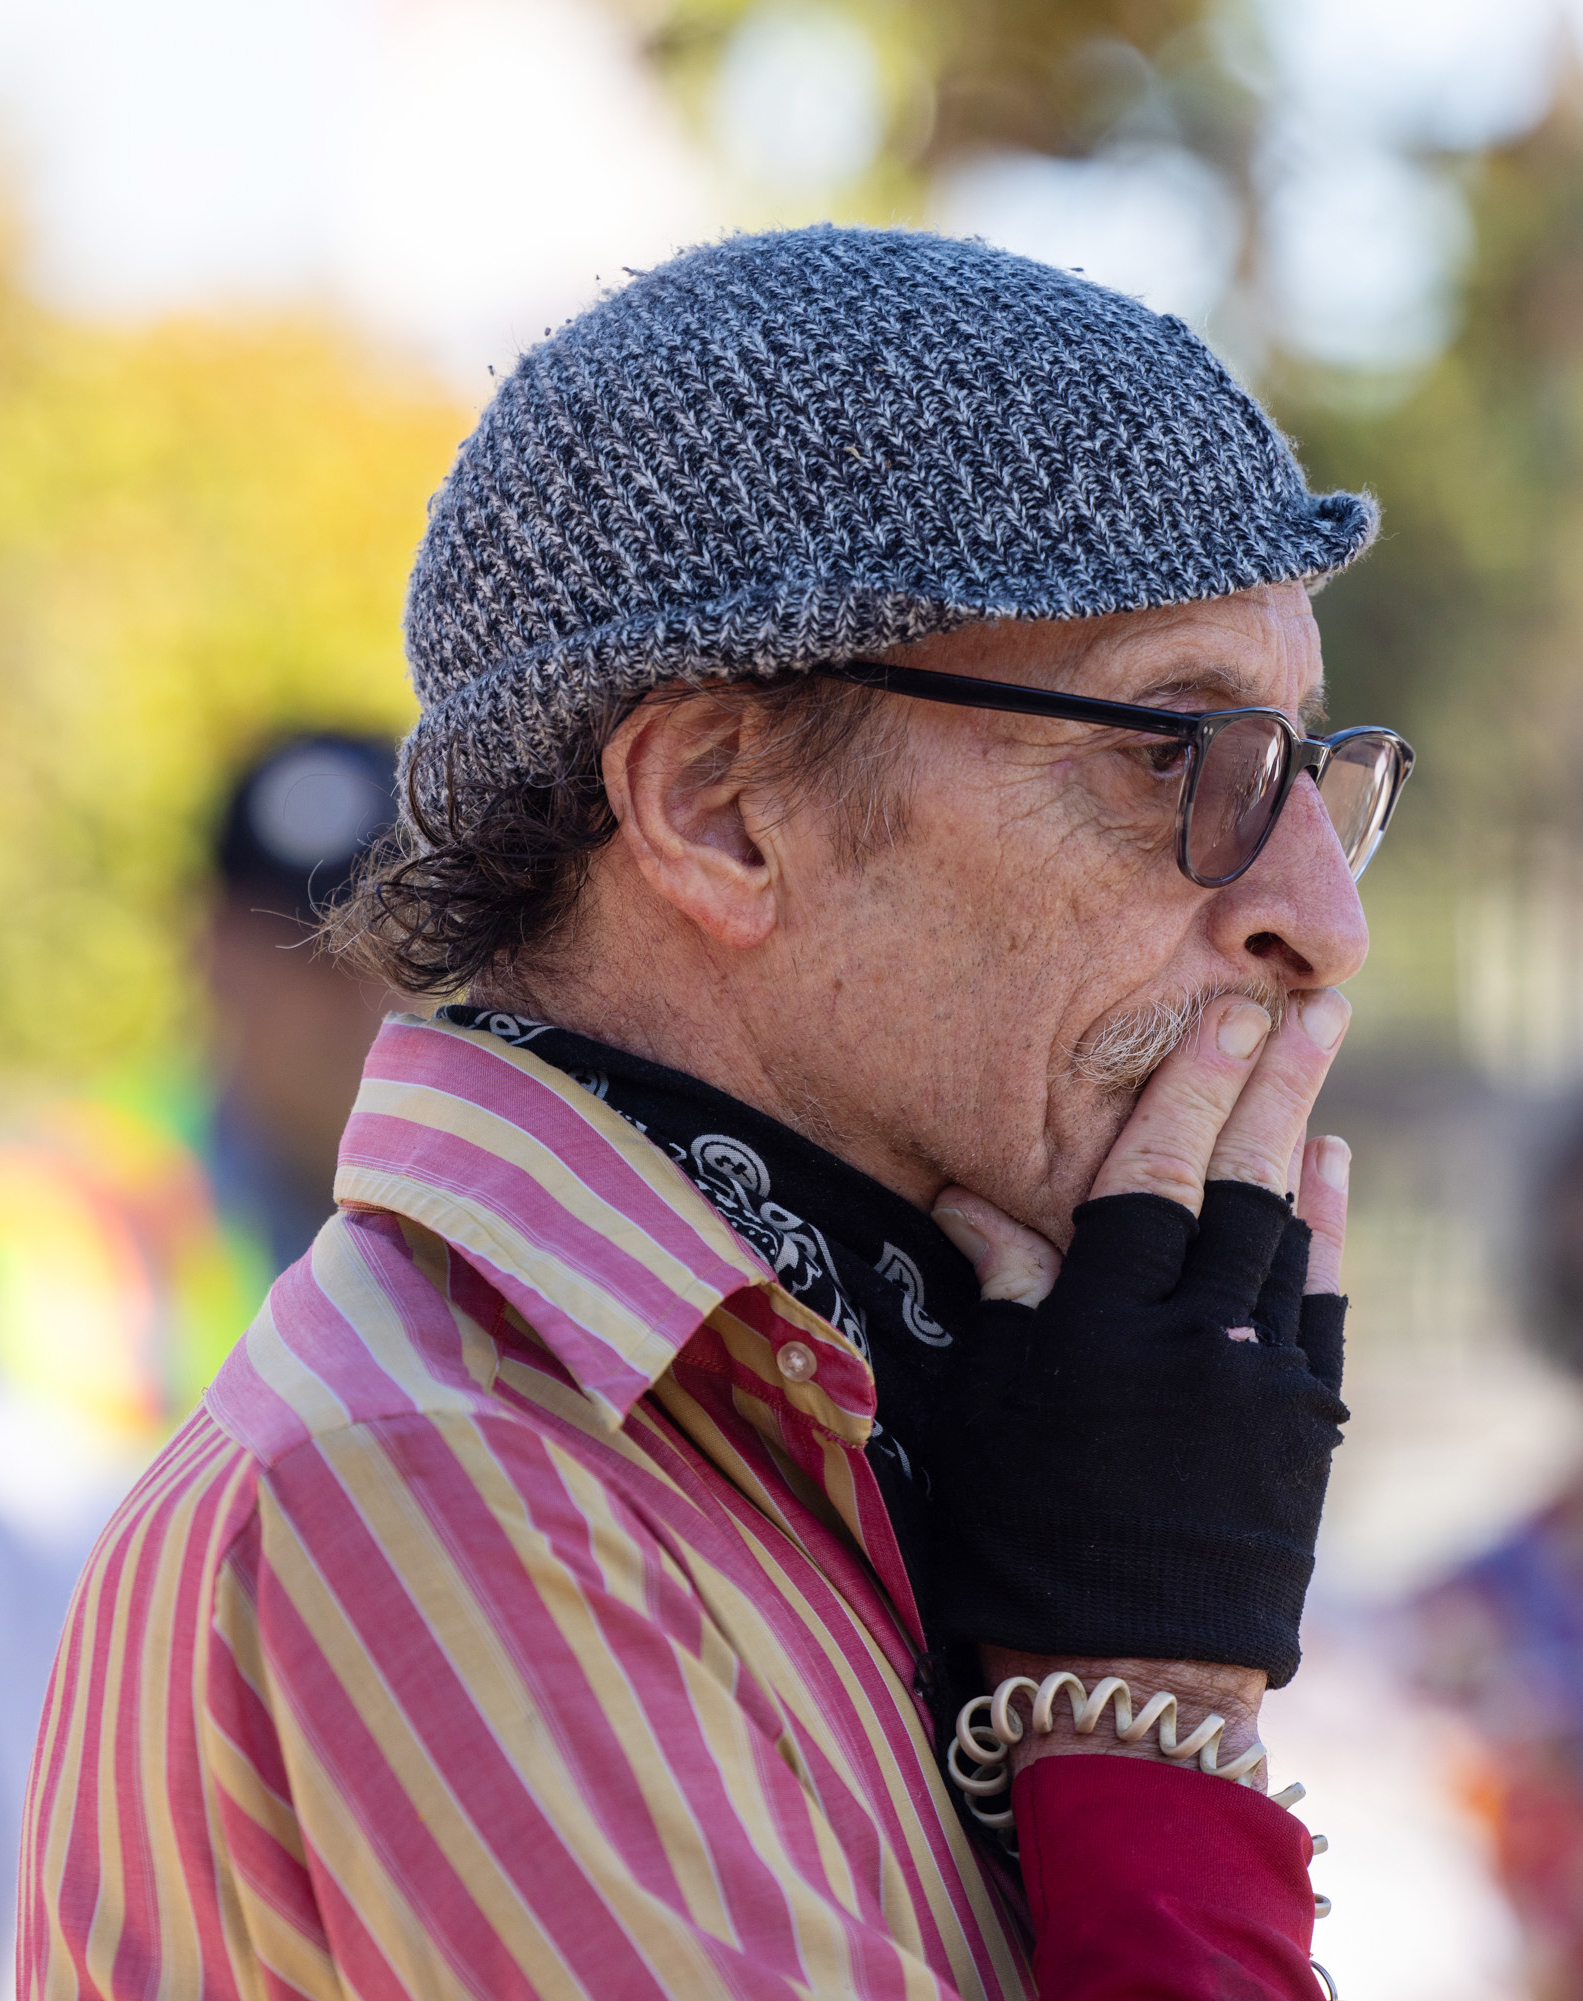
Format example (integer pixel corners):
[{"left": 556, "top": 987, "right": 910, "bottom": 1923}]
[{"left": 334, "top": 1014, "right": 878, "bottom": 1439}]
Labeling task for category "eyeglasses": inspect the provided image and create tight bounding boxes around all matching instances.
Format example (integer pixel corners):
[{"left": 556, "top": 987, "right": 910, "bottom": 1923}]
[{"left": 817, "top": 660, "right": 1414, "bottom": 889}]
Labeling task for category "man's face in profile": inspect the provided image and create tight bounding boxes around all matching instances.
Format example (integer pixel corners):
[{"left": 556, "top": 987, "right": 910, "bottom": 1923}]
[{"left": 730, "top": 580, "right": 1371, "bottom": 1240}]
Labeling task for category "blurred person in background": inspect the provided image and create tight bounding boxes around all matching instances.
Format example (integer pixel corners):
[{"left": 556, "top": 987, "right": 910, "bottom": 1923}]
[
  {"left": 0, "top": 732, "right": 394, "bottom": 1963},
  {"left": 208, "top": 734, "right": 402, "bottom": 1272},
  {"left": 20, "top": 228, "right": 1411, "bottom": 1999},
  {"left": 1413, "top": 1116, "right": 1583, "bottom": 1998}
]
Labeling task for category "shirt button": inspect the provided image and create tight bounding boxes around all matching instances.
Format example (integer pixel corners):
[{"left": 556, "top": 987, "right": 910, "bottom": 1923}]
[{"left": 776, "top": 1341, "right": 817, "bottom": 1382}]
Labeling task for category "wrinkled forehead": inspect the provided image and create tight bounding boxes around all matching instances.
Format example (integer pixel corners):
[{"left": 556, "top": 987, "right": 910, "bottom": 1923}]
[
  {"left": 1058, "top": 585, "right": 1325, "bottom": 721},
  {"left": 885, "top": 584, "right": 1326, "bottom": 725}
]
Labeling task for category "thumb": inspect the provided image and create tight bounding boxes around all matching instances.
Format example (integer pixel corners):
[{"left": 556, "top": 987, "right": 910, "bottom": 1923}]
[{"left": 931, "top": 1187, "right": 1062, "bottom": 1305}]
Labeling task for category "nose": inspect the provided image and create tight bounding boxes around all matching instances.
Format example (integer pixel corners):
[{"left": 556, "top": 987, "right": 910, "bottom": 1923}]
[{"left": 1206, "top": 772, "right": 1370, "bottom": 989}]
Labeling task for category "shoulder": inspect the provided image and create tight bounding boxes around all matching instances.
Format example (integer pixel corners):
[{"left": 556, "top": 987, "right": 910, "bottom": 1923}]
[
  {"left": 205, "top": 1202, "right": 516, "bottom": 1468},
  {"left": 60, "top": 1401, "right": 264, "bottom": 1662},
  {"left": 202, "top": 1202, "right": 686, "bottom": 1547}
]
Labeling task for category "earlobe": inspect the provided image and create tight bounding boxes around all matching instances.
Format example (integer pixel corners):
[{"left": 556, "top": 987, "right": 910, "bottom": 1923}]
[{"left": 601, "top": 697, "right": 779, "bottom": 952}]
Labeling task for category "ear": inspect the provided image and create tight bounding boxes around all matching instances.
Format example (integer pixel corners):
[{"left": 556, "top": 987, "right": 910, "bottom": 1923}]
[{"left": 601, "top": 694, "right": 778, "bottom": 951}]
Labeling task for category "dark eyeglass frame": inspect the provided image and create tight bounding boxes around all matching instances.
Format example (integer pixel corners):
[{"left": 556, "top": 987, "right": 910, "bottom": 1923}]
[{"left": 816, "top": 659, "right": 1415, "bottom": 889}]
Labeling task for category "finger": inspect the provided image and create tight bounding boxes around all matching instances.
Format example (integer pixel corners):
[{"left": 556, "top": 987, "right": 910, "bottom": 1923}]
[
  {"left": 1295, "top": 1135, "right": 1349, "bottom": 1294},
  {"left": 1061, "top": 1191, "right": 1199, "bottom": 1306},
  {"left": 1247, "top": 1212, "right": 1312, "bottom": 1344},
  {"left": 1180, "top": 1178, "right": 1292, "bottom": 1327},
  {"left": 1286, "top": 1132, "right": 1305, "bottom": 1198},
  {"left": 933, "top": 1187, "right": 1062, "bottom": 1305},
  {"left": 1203, "top": 989, "right": 1350, "bottom": 1196},
  {"left": 1087, "top": 997, "right": 1272, "bottom": 1212},
  {"left": 1299, "top": 1293, "right": 1348, "bottom": 1397}
]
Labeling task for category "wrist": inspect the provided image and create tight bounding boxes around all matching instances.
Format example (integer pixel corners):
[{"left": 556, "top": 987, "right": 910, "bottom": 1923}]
[{"left": 978, "top": 1649, "right": 1268, "bottom": 1789}]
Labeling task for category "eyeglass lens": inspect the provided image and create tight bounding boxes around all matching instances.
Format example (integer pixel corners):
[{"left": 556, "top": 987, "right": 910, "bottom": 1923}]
[
  {"left": 1316, "top": 735, "right": 1401, "bottom": 879},
  {"left": 1187, "top": 717, "right": 1401, "bottom": 884},
  {"left": 1186, "top": 714, "right": 1289, "bottom": 883}
]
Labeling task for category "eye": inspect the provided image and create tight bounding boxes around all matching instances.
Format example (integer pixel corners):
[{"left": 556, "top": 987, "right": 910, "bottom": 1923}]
[{"left": 1140, "top": 738, "right": 1190, "bottom": 778}]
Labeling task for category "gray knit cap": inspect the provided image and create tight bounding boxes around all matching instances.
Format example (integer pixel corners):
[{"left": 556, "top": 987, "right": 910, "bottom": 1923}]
[{"left": 402, "top": 224, "right": 1375, "bottom": 829}]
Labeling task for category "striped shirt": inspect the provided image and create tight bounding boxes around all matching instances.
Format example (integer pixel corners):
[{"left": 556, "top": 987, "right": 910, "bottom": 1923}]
[{"left": 19, "top": 1013, "right": 1036, "bottom": 1998}]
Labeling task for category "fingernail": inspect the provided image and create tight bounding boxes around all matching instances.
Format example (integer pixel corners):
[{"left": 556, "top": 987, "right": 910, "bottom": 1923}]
[
  {"left": 1298, "top": 989, "right": 1350, "bottom": 1052},
  {"left": 1216, "top": 1002, "right": 1271, "bottom": 1060},
  {"left": 933, "top": 1205, "right": 988, "bottom": 1263},
  {"left": 1315, "top": 1136, "right": 1350, "bottom": 1192}
]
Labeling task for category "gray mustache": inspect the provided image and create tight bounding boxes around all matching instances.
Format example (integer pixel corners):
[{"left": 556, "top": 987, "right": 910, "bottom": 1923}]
[{"left": 1072, "top": 981, "right": 1288, "bottom": 1094}]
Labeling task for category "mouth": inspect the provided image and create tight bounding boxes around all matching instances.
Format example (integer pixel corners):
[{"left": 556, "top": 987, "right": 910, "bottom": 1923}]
[{"left": 1070, "top": 979, "right": 1288, "bottom": 1095}]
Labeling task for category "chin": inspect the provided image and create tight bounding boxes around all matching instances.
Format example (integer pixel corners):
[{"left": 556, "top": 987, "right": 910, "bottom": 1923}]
[{"left": 1042, "top": 1077, "right": 1140, "bottom": 1223}]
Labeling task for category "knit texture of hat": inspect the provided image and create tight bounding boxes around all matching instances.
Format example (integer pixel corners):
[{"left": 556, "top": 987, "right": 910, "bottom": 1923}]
[{"left": 402, "top": 224, "right": 1376, "bottom": 830}]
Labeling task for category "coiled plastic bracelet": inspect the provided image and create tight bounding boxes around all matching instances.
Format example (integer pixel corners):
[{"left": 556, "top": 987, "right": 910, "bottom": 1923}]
[
  {"left": 950, "top": 1672, "right": 1335, "bottom": 1960},
  {"left": 950, "top": 1671, "right": 1295, "bottom": 1826}
]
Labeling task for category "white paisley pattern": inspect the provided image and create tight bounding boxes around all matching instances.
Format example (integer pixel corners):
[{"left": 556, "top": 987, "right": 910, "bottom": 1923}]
[
  {"left": 457, "top": 1011, "right": 956, "bottom": 1414},
  {"left": 681, "top": 1134, "right": 870, "bottom": 1357},
  {"left": 874, "top": 1244, "right": 951, "bottom": 1346}
]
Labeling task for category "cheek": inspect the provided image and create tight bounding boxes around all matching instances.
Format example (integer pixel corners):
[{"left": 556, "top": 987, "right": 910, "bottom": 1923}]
[
  {"left": 913, "top": 774, "right": 1088, "bottom": 971},
  {"left": 1057, "top": 756, "right": 1182, "bottom": 885},
  {"left": 1017, "top": 812, "right": 1215, "bottom": 1084},
  {"left": 787, "top": 783, "right": 1078, "bottom": 1075},
  {"left": 1009, "top": 778, "right": 1192, "bottom": 995},
  {"left": 819, "top": 744, "right": 1202, "bottom": 1053},
  {"left": 889, "top": 753, "right": 1172, "bottom": 1007}
]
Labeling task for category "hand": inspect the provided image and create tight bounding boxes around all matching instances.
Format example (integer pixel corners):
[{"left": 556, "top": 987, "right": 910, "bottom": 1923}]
[
  {"left": 925, "top": 990, "right": 1353, "bottom": 1690},
  {"left": 934, "top": 989, "right": 1352, "bottom": 1298}
]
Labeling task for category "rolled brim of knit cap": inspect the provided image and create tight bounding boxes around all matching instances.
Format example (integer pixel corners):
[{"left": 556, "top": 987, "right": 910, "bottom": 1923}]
[{"left": 399, "top": 225, "right": 1377, "bottom": 836}]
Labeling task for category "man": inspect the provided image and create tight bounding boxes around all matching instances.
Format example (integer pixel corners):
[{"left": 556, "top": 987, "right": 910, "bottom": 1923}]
[{"left": 19, "top": 228, "right": 1409, "bottom": 1997}]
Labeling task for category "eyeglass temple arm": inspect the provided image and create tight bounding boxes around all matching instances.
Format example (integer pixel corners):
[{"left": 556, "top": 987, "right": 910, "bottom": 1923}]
[{"left": 816, "top": 660, "right": 1198, "bottom": 741}]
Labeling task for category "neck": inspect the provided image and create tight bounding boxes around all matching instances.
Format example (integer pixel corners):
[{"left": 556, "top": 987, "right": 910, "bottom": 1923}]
[{"left": 476, "top": 906, "right": 941, "bottom": 1214}]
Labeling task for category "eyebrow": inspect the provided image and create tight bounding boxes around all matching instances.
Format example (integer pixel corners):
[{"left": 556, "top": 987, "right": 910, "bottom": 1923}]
[{"left": 1129, "top": 664, "right": 1330, "bottom": 734}]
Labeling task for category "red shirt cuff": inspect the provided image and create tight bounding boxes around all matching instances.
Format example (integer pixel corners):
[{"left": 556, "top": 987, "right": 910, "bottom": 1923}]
[{"left": 1015, "top": 1755, "right": 1319, "bottom": 1999}]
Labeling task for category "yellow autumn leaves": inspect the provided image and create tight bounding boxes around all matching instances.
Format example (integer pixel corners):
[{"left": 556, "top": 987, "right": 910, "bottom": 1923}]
[{"left": 0, "top": 258, "right": 468, "bottom": 1080}]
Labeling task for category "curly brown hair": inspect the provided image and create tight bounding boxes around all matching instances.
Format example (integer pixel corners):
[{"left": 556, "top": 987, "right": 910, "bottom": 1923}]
[{"left": 325, "top": 674, "right": 913, "bottom": 999}]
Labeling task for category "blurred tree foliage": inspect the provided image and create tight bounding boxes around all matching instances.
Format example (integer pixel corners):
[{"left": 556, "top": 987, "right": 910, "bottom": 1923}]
[
  {"left": 1253, "top": 94, "right": 1583, "bottom": 1046},
  {"left": 1282, "top": 103, "right": 1583, "bottom": 853},
  {"left": 645, "top": 0, "right": 1259, "bottom": 202},
  {"left": 0, "top": 251, "right": 465, "bottom": 1079},
  {"left": 644, "top": 0, "right": 1583, "bottom": 808}
]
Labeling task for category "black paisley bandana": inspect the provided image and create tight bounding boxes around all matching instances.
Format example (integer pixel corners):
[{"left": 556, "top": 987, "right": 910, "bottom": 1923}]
[{"left": 440, "top": 1006, "right": 983, "bottom": 1620}]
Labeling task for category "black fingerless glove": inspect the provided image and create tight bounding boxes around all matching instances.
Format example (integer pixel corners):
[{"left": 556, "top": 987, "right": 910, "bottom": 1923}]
[{"left": 929, "top": 1181, "right": 1349, "bottom": 1687}]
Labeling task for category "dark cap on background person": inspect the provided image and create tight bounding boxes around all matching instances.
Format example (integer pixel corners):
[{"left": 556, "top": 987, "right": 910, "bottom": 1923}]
[{"left": 216, "top": 734, "right": 397, "bottom": 923}]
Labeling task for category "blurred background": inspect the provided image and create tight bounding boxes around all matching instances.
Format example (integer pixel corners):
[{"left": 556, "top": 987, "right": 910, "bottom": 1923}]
[{"left": 4, "top": 0, "right": 1583, "bottom": 1992}]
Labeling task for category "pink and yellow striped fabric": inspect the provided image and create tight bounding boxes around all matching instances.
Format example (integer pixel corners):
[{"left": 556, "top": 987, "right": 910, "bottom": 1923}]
[{"left": 19, "top": 1015, "right": 1034, "bottom": 1999}]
